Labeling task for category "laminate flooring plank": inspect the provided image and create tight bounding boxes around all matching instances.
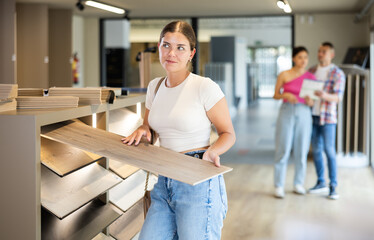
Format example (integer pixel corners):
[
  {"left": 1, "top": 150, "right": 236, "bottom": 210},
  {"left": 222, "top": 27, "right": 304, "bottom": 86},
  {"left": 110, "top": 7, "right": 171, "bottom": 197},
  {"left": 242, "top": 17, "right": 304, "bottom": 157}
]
[
  {"left": 41, "top": 120, "right": 232, "bottom": 185},
  {"left": 109, "top": 170, "right": 157, "bottom": 212},
  {"left": 41, "top": 164, "right": 122, "bottom": 219},
  {"left": 109, "top": 200, "right": 144, "bottom": 240},
  {"left": 92, "top": 233, "right": 116, "bottom": 240},
  {"left": 109, "top": 159, "right": 139, "bottom": 179},
  {"left": 41, "top": 137, "right": 103, "bottom": 176},
  {"left": 42, "top": 200, "right": 122, "bottom": 240}
]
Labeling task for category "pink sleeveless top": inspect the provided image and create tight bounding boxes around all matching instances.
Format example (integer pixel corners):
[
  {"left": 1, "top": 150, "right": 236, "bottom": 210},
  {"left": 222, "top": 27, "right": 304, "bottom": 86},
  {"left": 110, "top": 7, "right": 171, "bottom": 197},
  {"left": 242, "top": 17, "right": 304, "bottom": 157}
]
[{"left": 283, "top": 71, "right": 316, "bottom": 104}]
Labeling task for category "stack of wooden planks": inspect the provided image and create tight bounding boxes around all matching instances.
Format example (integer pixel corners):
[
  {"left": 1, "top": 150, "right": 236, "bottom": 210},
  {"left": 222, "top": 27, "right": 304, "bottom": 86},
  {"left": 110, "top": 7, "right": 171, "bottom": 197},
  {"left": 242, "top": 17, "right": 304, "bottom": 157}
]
[
  {"left": 18, "top": 88, "right": 44, "bottom": 96},
  {"left": 16, "top": 96, "right": 79, "bottom": 109},
  {"left": 49, "top": 87, "right": 103, "bottom": 105},
  {"left": 0, "top": 84, "right": 18, "bottom": 112}
]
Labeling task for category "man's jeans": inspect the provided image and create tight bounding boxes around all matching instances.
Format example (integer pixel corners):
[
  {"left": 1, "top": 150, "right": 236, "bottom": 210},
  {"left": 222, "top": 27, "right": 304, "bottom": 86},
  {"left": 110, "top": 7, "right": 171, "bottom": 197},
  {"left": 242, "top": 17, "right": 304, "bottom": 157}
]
[
  {"left": 139, "top": 150, "right": 228, "bottom": 240},
  {"left": 274, "top": 102, "right": 312, "bottom": 187},
  {"left": 311, "top": 116, "right": 338, "bottom": 187}
]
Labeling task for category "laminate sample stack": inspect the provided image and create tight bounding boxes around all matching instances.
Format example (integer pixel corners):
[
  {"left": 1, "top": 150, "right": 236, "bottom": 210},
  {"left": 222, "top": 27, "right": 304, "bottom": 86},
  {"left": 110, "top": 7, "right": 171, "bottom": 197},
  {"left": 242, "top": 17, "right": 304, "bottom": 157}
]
[
  {"left": 49, "top": 87, "right": 103, "bottom": 105},
  {"left": 18, "top": 88, "right": 44, "bottom": 96},
  {"left": 16, "top": 96, "right": 79, "bottom": 109},
  {"left": 0, "top": 84, "right": 18, "bottom": 112}
]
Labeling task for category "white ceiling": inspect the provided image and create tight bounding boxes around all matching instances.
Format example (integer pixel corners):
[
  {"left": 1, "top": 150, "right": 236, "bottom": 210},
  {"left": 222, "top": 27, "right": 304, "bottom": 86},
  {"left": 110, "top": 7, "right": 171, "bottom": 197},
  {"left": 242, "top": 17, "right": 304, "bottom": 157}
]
[{"left": 16, "top": 0, "right": 369, "bottom": 18}]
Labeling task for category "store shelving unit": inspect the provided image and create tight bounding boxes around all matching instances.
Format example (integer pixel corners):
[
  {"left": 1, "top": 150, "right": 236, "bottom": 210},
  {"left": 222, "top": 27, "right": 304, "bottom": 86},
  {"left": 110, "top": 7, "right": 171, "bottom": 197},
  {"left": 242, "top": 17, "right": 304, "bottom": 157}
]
[{"left": 0, "top": 94, "right": 145, "bottom": 240}]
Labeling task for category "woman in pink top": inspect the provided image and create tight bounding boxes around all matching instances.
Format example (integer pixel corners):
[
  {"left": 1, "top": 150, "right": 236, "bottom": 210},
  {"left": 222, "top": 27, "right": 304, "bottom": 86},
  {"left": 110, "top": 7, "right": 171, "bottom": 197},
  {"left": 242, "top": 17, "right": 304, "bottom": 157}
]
[{"left": 273, "top": 46, "right": 316, "bottom": 198}]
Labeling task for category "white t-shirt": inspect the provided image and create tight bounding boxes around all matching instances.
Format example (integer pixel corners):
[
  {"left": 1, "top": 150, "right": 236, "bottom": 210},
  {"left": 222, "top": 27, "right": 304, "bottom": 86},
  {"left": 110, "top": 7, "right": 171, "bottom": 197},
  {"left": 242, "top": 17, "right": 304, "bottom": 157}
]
[
  {"left": 146, "top": 73, "right": 225, "bottom": 152},
  {"left": 312, "top": 64, "right": 333, "bottom": 116}
]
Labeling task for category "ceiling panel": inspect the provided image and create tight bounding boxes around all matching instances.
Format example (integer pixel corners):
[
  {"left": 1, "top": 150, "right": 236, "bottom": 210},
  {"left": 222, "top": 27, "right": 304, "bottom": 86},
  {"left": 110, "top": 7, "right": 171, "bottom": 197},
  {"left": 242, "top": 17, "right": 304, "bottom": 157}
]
[{"left": 16, "top": 0, "right": 369, "bottom": 18}]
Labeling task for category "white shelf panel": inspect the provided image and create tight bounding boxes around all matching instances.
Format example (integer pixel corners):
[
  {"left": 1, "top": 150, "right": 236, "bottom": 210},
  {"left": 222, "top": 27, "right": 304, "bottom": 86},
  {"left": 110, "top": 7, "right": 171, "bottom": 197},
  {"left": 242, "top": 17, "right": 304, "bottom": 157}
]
[
  {"left": 41, "top": 163, "right": 122, "bottom": 219},
  {"left": 42, "top": 200, "right": 122, "bottom": 240},
  {"left": 109, "top": 170, "right": 157, "bottom": 212}
]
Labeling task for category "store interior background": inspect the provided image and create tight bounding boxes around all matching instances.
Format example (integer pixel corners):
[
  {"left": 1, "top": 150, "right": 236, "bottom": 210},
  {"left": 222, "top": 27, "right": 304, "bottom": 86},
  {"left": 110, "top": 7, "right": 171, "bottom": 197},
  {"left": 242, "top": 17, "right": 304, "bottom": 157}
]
[{"left": 1, "top": 0, "right": 374, "bottom": 239}]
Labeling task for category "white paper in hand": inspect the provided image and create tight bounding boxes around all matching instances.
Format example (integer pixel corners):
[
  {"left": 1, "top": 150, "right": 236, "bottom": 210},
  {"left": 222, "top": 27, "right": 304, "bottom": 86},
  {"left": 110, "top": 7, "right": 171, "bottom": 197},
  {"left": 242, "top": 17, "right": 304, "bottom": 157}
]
[{"left": 299, "top": 79, "right": 324, "bottom": 100}]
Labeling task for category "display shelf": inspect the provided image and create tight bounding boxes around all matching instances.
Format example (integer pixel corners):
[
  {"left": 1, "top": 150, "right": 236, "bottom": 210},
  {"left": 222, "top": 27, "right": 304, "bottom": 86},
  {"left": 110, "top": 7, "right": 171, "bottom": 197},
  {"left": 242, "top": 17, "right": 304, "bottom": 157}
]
[
  {"left": 41, "top": 137, "right": 103, "bottom": 176},
  {"left": 41, "top": 163, "right": 122, "bottom": 219},
  {"left": 109, "top": 200, "right": 144, "bottom": 240},
  {"left": 92, "top": 232, "right": 116, "bottom": 240},
  {"left": 41, "top": 199, "right": 122, "bottom": 240},
  {"left": 0, "top": 94, "right": 146, "bottom": 240},
  {"left": 41, "top": 120, "right": 232, "bottom": 185},
  {"left": 109, "top": 159, "right": 139, "bottom": 179},
  {"left": 109, "top": 170, "right": 157, "bottom": 212}
]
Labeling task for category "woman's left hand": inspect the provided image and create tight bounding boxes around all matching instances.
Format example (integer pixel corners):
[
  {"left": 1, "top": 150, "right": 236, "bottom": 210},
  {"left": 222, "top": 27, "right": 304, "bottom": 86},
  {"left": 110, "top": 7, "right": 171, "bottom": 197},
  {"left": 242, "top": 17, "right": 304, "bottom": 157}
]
[{"left": 203, "top": 149, "right": 221, "bottom": 167}]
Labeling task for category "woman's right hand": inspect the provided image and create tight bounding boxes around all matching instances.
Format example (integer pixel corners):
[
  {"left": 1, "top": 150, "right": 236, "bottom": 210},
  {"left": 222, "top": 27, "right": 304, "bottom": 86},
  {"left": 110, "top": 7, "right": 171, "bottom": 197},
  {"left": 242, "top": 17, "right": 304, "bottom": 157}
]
[
  {"left": 121, "top": 125, "right": 152, "bottom": 146},
  {"left": 283, "top": 92, "right": 298, "bottom": 104}
]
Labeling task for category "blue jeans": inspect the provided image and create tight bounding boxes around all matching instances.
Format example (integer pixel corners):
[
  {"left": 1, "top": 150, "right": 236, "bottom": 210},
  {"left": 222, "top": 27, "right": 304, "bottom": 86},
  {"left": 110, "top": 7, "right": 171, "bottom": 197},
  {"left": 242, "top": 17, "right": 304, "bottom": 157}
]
[
  {"left": 274, "top": 102, "right": 312, "bottom": 187},
  {"left": 139, "top": 150, "right": 228, "bottom": 240},
  {"left": 311, "top": 116, "right": 338, "bottom": 187}
]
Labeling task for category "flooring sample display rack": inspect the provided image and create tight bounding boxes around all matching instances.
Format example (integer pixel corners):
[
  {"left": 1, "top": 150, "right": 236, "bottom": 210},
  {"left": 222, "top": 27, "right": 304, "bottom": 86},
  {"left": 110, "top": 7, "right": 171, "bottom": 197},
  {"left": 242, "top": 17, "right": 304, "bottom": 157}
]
[
  {"left": 0, "top": 94, "right": 144, "bottom": 240},
  {"left": 0, "top": 93, "right": 232, "bottom": 239}
]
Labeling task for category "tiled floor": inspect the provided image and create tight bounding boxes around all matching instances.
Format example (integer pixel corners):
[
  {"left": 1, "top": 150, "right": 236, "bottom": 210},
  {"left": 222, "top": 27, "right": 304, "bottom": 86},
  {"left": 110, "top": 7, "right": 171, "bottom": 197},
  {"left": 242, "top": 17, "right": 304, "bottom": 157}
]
[{"left": 220, "top": 99, "right": 374, "bottom": 240}]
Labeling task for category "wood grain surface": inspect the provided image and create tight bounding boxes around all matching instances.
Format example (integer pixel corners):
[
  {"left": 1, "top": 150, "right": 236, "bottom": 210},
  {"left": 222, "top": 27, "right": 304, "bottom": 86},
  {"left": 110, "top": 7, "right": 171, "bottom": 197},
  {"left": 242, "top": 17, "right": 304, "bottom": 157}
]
[
  {"left": 42, "top": 200, "right": 122, "bottom": 240},
  {"left": 109, "top": 159, "right": 139, "bottom": 179},
  {"left": 41, "top": 137, "right": 103, "bottom": 176},
  {"left": 41, "top": 164, "right": 122, "bottom": 219},
  {"left": 92, "top": 232, "right": 116, "bottom": 240},
  {"left": 41, "top": 120, "right": 232, "bottom": 185},
  {"left": 109, "top": 200, "right": 144, "bottom": 240}
]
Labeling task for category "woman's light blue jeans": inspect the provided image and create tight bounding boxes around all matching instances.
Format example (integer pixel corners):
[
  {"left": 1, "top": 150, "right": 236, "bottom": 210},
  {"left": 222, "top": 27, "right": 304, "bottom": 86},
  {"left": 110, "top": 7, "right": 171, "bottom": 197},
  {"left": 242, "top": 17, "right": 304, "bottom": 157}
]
[
  {"left": 139, "top": 150, "right": 228, "bottom": 240},
  {"left": 274, "top": 102, "right": 312, "bottom": 188}
]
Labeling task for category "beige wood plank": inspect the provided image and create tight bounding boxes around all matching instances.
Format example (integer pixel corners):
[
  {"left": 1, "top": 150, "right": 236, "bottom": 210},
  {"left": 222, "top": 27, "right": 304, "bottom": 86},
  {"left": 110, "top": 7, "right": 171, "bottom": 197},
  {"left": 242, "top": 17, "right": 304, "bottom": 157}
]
[
  {"left": 41, "top": 164, "right": 122, "bottom": 219},
  {"left": 92, "top": 232, "right": 116, "bottom": 240},
  {"left": 110, "top": 159, "right": 139, "bottom": 179},
  {"left": 18, "top": 88, "right": 44, "bottom": 96},
  {"left": 41, "top": 120, "right": 232, "bottom": 185},
  {"left": 41, "top": 137, "right": 103, "bottom": 176},
  {"left": 42, "top": 200, "right": 122, "bottom": 240},
  {"left": 109, "top": 170, "right": 157, "bottom": 212},
  {"left": 109, "top": 200, "right": 144, "bottom": 240}
]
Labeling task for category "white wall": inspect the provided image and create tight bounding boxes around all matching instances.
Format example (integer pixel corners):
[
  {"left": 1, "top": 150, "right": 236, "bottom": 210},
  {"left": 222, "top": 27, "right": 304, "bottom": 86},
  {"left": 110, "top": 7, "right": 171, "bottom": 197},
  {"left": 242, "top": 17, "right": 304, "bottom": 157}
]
[
  {"left": 295, "top": 13, "right": 370, "bottom": 68},
  {"left": 72, "top": 15, "right": 84, "bottom": 87},
  {"left": 72, "top": 16, "right": 100, "bottom": 87},
  {"left": 84, "top": 17, "right": 99, "bottom": 87}
]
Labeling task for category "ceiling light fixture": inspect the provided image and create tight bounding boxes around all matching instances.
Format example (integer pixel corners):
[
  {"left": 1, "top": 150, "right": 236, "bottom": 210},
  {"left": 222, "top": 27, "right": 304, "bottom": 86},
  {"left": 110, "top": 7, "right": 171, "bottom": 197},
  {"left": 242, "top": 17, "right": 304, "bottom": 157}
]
[
  {"left": 85, "top": 0, "right": 126, "bottom": 14},
  {"left": 277, "top": 0, "right": 285, "bottom": 9},
  {"left": 277, "top": 0, "right": 292, "bottom": 13}
]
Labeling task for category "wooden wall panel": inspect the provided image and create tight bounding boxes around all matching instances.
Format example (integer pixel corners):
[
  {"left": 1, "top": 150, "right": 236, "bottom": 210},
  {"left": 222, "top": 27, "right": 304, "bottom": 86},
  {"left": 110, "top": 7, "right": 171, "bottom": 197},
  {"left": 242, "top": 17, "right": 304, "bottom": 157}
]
[
  {"left": 0, "top": 0, "right": 16, "bottom": 84},
  {"left": 16, "top": 3, "right": 48, "bottom": 88},
  {"left": 49, "top": 9, "right": 72, "bottom": 88}
]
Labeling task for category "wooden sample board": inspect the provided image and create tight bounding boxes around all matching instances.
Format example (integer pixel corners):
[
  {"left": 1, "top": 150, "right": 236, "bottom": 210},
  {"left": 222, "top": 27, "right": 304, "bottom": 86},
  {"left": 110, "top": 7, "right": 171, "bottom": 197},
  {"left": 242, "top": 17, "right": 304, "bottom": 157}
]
[
  {"left": 41, "top": 120, "right": 233, "bottom": 185},
  {"left": 0, "top": 99, "right": 16, "bottom": 112},
  {"left": 42, "top": 199, "right": 122, "bottom": 240},
  {"left": 41, "top": 137, "right": 103, "bottom": 176},
  {"left": 16, "top": 96, "right": 79, "bottom": 109},
  {"left": 41, "top": 164, "right": 122, "bottom": 219},
  {"left": 109, "top": 200, "right": 144, "bottom": 240},
  {"left": 49, "top": 87, "right": 103, "bottom": 105},
  {"left": 0, "top": 83, "right": 18, "bottom": 100},
  {"left": 92, "top": 233, "right": 116, "bottom": 240},
  {"left": 109, "top": 159, "right": 139, "bottom": 179},
  {"left": 18, "top": 88, "right": 44, "bottom": 96},
  {"left": 109, "top": 170, "right": 157, "bottom": 212}
]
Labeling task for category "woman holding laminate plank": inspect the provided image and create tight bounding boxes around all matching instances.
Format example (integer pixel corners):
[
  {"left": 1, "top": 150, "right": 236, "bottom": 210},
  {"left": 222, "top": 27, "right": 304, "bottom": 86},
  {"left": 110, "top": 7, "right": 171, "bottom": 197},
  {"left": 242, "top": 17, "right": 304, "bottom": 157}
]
[{"left": 122, "top": 21, "right": 236, "bottom": 240}]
